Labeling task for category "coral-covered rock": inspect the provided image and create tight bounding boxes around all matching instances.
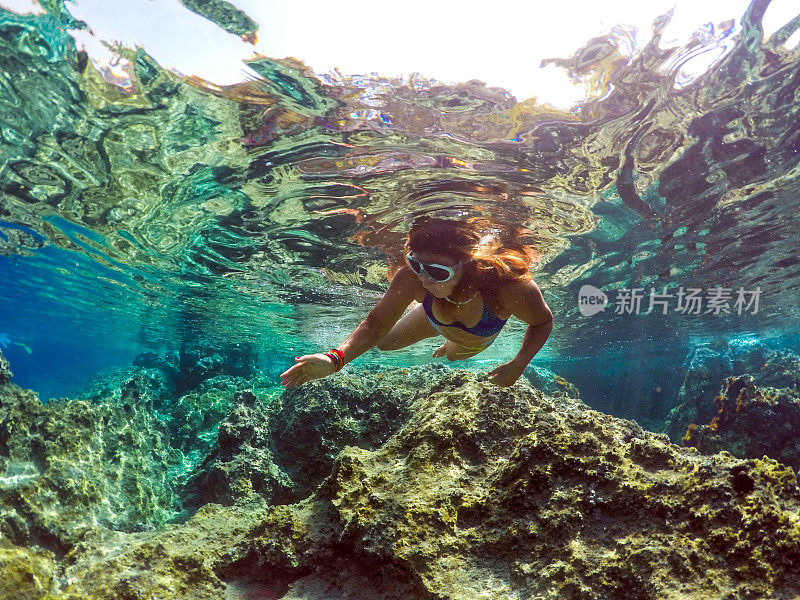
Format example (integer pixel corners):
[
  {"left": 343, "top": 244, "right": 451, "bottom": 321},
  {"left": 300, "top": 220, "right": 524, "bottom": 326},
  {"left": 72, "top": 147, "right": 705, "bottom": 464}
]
[
  {"left": 3, "top": 367, "right": 800, "bottom": 600},
  {"left": 0, "top": 349, "right": 11, "bottom": 385},
  {"left": 0, "top": 382, "right": 182, "bottom": 550},
  {"left": 166, "top": 375, "right": 277, "bottom": 457},
  {"left": 665, "top": 343, "right": 800, "bottom": 441},
  {"left": 680, "top": 375, "right": 800, "bottom": 474},
  {"left": 186, "top": 365, "right": 443, "bottom": 507},
  {"left": 0, "top": 342, "right": 283, "bottom": 554}
]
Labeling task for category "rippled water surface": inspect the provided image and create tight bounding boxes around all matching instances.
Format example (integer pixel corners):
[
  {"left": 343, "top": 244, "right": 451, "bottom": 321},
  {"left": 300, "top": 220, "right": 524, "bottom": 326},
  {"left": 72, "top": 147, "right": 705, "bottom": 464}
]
[{"left": 1, "top": 0, "right": 799, "bottom": 417}]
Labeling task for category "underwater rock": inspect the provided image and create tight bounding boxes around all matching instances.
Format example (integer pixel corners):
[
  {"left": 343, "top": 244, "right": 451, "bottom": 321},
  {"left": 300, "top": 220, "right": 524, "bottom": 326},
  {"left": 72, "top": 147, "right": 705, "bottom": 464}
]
[
  {"left": 664, "top": 342, "right": 799, "bottom": 441},
  {"left": 759, "top": 348, "right": 800, "bottom": 389},
  {"left": 4, "top": 367, "right": 800, "bottom": 599},
  {"left": 0, "top": 349, "right": 11, "bottom": 384},
  {"left": 0, "top": 379, "right": 182, "bottom": 551},
  {"left": 80, "top": 353, "right": 279, "bottom": 467},
  {"left": 0, "top": 347, "right": 281, "bottom": 557},
  {"left": 524, "top": 363, "right": 581, "bottom": 397},
  {"left": 239, "top": 372, "right": 800, "bottom": 600},
  {"left": 174, "top": 341, "right": 259, "bottom": 395},
  {"left": 57, "top": 503, "right": 267, "bottom": 600},
  {"left": 167, "top": 376, "right": 268, "bottom": 457},
  {"left": 183, "top": 388, "right": 292, "bottom": 508},
  {"left": 186, "top": 365, "right": 443, "bottom": 507},
  {"left": 77, "top": 364, "right": 175, "bottom": 410},
  {"left": 0, "top": 541, "right": 57, "bottom": 600},
  {"left": 681, "top": 374, "right": 800, "bottom": 475}
]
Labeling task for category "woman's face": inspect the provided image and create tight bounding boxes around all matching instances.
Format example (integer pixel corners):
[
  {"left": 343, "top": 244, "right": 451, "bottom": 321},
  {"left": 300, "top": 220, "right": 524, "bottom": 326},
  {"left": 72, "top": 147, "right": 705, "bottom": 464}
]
[{"left": 408, "top": 251, "right": 467, "bottom": 298}]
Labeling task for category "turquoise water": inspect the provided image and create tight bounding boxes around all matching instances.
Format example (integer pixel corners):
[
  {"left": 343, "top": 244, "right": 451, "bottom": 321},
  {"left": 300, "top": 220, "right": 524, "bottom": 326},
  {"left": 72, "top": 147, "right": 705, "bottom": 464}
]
[{"left": 1, "top": 0, "right": 800, "bottom": 426}]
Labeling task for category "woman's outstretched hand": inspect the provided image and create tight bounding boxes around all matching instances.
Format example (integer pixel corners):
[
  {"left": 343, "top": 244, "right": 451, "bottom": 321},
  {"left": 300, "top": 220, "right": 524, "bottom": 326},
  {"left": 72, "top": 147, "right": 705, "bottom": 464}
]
[
  {"left": 280, "top": 354, "right": 337, "bottom": 388},
  {"left": 487, "top": 360, "right": 525, "bottom": 387}
]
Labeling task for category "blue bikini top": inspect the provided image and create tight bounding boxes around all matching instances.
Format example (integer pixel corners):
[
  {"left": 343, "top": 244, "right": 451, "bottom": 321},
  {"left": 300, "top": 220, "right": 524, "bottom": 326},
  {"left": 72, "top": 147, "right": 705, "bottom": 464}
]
[{"left": 422, "top": 293, "right": 508, "bottom": 338}]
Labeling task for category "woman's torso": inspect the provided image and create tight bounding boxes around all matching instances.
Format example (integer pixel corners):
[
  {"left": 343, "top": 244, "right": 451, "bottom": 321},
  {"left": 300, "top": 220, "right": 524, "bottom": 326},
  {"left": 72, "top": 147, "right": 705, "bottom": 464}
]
[{"left": 410, "top": 277, "right": 511, "bottom": 346}]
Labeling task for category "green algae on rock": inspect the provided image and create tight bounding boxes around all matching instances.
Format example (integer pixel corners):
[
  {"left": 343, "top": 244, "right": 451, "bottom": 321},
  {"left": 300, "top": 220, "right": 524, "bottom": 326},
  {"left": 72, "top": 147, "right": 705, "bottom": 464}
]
[
  {"left": 0, "top": 349, "right": 11, "bottom": 384},
  {"left": 2, "top": 358, "right": 800, "bottom": 599},
  {"left": 184, "top": 364, "right": 445, "bottom": 507},
  {"left": 0, "top": 542, "right": 58, "bottom": 600},
  {"left": 665, "top": 344, "right": 800, "bottom": 477},
  {"left": 0, "top": 346, "right": 277, "bottom": 553},
  {"left": 680, "top": 374, "right": 800, "bottom": 476},
  {"left": 0, "top": 379, "right": 183, "bottom": 548},
  {"left": 664, "top": 341, "right": 770, "bottom": 441},
  {"left": 244, "top": 371, "right": 800, "bottom": 600}
]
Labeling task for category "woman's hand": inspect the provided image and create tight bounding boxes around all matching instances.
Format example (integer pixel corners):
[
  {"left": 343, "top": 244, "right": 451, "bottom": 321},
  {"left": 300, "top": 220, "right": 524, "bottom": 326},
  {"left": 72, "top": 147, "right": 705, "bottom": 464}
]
[
  {"left": 280, "top": 354, "right": 337, "bottom": 388},
  {"left": 487, "top": 361, "right": 525, "bottom": 387}
]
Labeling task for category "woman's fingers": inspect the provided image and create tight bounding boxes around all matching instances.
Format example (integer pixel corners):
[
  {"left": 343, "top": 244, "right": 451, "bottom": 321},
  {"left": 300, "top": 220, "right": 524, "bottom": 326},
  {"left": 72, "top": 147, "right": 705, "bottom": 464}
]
[
  {"left": 280, "top": 361, "right": 306, "bottom": 387},
  {"left": 281, "top": 354, "right": 337, "bottom": 388},
  {"left": 284, "top": 376, "right": 302, "bottom": 388},
  {"left": 282, "top": 372, "right": 305, "bottom": 387},
  {"left": 280, "top": 363, "right": 300, "bottom": 378},
  {"left": 281, "top": 356, "right": 320, "bottom": 387}
]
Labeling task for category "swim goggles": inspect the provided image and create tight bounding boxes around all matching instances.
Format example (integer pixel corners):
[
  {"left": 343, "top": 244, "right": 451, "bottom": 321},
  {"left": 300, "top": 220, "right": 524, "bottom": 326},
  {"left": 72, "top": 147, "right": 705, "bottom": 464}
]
[{"left": 406, "top": 252, "right": 467, "bottom": 283}]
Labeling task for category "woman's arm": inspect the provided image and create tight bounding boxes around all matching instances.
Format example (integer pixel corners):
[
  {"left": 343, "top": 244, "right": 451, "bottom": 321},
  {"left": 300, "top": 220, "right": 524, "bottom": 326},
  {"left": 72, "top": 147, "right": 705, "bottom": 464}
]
[
  {"left": 335, "top": 266, "right": 419, "bottom": 364},
  {"left": 488, "top": 278, "right": 554, "bottom": 386},
  {"left": 280, "top": 266, "right": 418, "bottom": 387}
]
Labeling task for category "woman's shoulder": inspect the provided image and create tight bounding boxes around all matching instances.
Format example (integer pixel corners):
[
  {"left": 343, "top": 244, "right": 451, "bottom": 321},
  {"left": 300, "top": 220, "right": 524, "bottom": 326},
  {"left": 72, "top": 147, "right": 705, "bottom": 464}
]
[
  {"left": 497, "top": 276, "right": 552, "bottom": 324},
  {"left": 497, "top": 276, "right": 539, "bottom": 306}
]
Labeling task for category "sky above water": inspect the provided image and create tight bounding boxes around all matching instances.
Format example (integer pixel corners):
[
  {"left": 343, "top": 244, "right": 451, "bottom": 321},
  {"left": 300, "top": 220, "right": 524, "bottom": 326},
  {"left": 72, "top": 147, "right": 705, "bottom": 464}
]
[{"left": 2, "top": 0, "right": 799, "bottom": 107}]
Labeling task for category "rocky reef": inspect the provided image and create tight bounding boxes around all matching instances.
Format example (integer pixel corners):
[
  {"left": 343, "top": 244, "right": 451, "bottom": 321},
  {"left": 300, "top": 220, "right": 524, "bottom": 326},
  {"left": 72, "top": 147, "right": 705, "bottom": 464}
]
[
  {"left": 664, "top": 342, "right": 800, "bottom": 478},
  {"left": 664, "top": 342, "right": 800, "bottom": 442},
  {"left": 0, "top": 344, "right": 278, "bottom": 541},
  {"left": 1, "top": 349, "right": 800, "bottom": 600},
  {"left": 184, "top": 365, "right": 442, "bottom": 508},
  {"left": 0, "top": 349, "right": 11, "bottom": 384},
  {"left": 679, "top": 375, "right": 800, "bottom": 476}
]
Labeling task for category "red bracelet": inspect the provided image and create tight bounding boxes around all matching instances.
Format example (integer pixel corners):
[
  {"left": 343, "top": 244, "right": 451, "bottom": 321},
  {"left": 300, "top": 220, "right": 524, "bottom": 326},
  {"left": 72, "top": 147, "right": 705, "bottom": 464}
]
[
  {"left": 324, "top": 349, "right": 345, "bottom": 372},
  {"left": 330, "top": 348, "right": 345, "bottom": 365},
  {"left": 323, "top": 353, "right": 339, "bottom": 371}
]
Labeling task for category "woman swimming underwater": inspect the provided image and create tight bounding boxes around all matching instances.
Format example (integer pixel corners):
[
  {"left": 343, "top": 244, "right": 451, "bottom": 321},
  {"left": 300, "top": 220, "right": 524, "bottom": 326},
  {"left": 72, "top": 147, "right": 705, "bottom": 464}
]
[{"left": 280, "top": 216, "right": 553, "bottom": 388}]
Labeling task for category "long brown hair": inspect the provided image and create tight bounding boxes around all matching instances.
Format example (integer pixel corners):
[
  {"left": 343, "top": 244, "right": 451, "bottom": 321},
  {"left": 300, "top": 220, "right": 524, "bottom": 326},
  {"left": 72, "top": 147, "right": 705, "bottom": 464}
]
[{"left": 400, "top": 216, "right": 541, "bottom": 311}]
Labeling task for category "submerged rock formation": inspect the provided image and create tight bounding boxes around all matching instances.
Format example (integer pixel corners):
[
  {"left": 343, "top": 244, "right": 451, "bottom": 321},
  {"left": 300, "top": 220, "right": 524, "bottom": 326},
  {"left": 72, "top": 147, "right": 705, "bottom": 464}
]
[
  {"left": 231, "top": 372, "right": 800, "bottom": 600},
  {"left": 680, "top": 374, "right": 800, "bottom": 475},
  {"left": 665, "top": 343, "right": 800, "bottom": 442},
  {"left": 665, "top": 343, "right": 800, "bottom": 477},
  {"left": 184, "top": 365, "right": 439, "bottom": 507},
  {"left": 0, "top": 372, "right": 181, "bottom": 549},
  {"left": 0, "top": 349, "right": 11, "bottom": 384},
  {"left": 1, "top": 352, "right": 799, "bottom": 600},
  {"left": 0, "top": 350, "right": 280, "bottom": 551}
]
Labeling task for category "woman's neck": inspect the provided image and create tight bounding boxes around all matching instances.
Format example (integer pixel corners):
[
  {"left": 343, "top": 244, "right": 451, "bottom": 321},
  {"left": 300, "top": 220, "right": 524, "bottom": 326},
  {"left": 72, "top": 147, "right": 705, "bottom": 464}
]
[{"left": 445, "top": 286, "right": 479, "bottom": 305}]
